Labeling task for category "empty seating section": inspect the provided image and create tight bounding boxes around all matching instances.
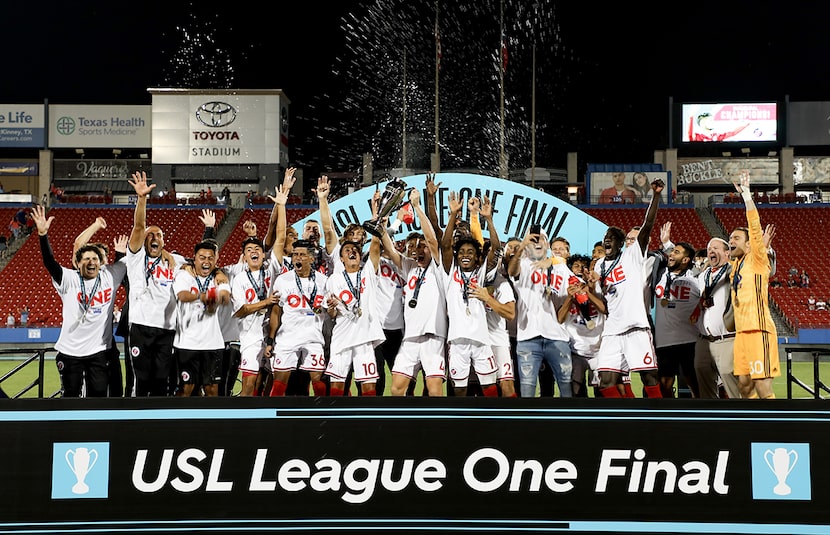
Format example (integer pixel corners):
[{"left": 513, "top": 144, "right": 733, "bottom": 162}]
[
  {"left": 714, "top": 205, "right": 830, "bottom": 329},
  {"left": 583, "top": 207, "right": 712, "bottom": 252},
  {"left": 0, "top": 206, "right": 225, "bottom": 327}
]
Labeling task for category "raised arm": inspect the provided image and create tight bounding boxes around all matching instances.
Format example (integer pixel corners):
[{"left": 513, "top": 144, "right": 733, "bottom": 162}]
[
  {"left": 270, "top": 177, "right": 293, "bottom": 262},
  {"left": 480, "top": 195, "right": 501, "bottom": 270},
  {"left": 636, "top": 178, "right": 664, "bottom": 254},
  {"left": 425, "top": 172, "right": 443, "bottom": 244},
  {"left": 379, "top": 222, "right": 402, "bottom": 270},
  {"left": 264, "top": 167, "right": 296, "bottom": 251},
  {"left": 128, "top": 171, "right": 155, "bottom": 253},
  {"left": 413, "top": 188, "right": 440, "bottom": 267},
  {"left": 73, "top": 217, "right": 107, "bottom": 264},
  {"left": 31, "top": 204, "right": 62, "bottom": 283},
  {"left": 441, "top": 191, "right": 463, "bottom": 273},
  {"left": 314, "top": 175, "right": 339, "bottom": 255}
]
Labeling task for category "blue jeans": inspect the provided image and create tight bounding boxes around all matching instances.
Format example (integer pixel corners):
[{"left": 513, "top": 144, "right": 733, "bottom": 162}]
[{"left": 517, "top": 336, "right": 573, "bottom": 397}]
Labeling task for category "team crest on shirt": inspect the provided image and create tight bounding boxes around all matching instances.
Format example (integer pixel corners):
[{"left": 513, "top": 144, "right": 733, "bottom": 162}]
[
  {"left": 181, "top": 371, "right": 191, "bottom": 382},
  {"left": 130, "top": 346, "right": 140, "bottom": 357}
]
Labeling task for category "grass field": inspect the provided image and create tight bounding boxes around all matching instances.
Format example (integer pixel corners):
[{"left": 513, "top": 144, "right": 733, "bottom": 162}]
[{"left": 2, "top": 356, "right": 829, "bottom": 400}]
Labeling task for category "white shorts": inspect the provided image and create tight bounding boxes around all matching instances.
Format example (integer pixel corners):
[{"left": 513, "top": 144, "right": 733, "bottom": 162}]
[
  {"left": 492, "top": 345, "right": 515, "bottom": 381},
  {"left": 596, "top": 328, "right": 657, "bottom": 373},
  {"left": 393, "top": 334, "right": 446, "bottom": 380},
  {"left": 448, "top": 340, "right": 497, "bottom": 387},
  {"left": 326, "top": 342, "right": 380, "bottom": 383},
  {"left": 239, "top": 339, "right": 268, "bottom": 375},
  {"left": 271, "top": 343, "right": 326, "bottom": 373}
]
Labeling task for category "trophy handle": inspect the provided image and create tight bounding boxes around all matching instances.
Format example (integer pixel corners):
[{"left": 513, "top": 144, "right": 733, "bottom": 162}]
[{"left": 786, "top": 450, "right": 798, "bottom": 476}]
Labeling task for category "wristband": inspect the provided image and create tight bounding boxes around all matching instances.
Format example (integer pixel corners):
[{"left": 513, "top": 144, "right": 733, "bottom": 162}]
[
  {"left": 741, "top": 190, "right": 753, "bottom": 202},
  {"left": 389, "top": 219, "right": 403, "bottom": 231},
  {"left": 264, "top": 336, "right": 274, "bottom": 346}
]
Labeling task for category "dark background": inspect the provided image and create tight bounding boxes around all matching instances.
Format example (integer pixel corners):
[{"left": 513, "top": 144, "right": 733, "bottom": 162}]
[{"left": 5, "top": 1, "right": 830, "bottom": 177}]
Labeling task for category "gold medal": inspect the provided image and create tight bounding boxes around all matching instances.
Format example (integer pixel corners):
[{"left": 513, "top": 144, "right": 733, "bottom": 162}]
[
  {"left": 355, "top": 306, "right": 362, "bottom": 317},
  {"left": 660, "top": 298, "right": 669, "bottom": 307},
  {"left": 544, "top": 287, "right": 552, "bottom": 298},
  {"left": 586, "top": 319, "right": 596, "bottom": 330},
  {"left": 466, "top": 306, "right": 471, "bottom": 316}
]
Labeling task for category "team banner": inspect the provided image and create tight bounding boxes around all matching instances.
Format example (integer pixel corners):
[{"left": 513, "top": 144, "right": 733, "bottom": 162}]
[
  {"left": 292, "top": 173, "right": 608, "bottom": 256},
  {"left": 0, "top": 397, "right": 825, "bottom": 535}
]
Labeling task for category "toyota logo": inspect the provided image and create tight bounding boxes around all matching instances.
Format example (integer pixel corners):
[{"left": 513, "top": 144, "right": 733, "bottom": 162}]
[{"left": 196, "top": 101, "right": 237, "bottom": 128}]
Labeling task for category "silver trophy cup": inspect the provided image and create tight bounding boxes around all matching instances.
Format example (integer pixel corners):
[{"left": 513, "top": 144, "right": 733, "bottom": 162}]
[{"left": 362, "top": 178, "right": 409, "bottom": 238}]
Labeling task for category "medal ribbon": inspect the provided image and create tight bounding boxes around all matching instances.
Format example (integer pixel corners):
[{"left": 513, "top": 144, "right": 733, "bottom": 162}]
[
  {"left": 77, "top": 272, "right": 101, "bottom": 315},
  {"left": 600, "top": 255, "right": 621, "bottom": 293},
  {"left": 295, "top": 270, "right": 318, "bottom": 310},
  {"left": 411, "top": 267, "right": 428, "bottom": 302},
  {"left": 703, "top": 264, "right": 729, "bottom": 300},
  {"left": 247, "top": 269, "right": 267, "bottom": 301},
  {"left": 343, "top": 269, "right": 362, "bottom": 312},
  {"left": 145, "top": 255, "right": 163, "bottom": 285},
  {"left": 457, "top": 267, "right": 472, "bottom": 308},
  {"left": 195, "top": 272, "right": 215, "bottom": 294}
]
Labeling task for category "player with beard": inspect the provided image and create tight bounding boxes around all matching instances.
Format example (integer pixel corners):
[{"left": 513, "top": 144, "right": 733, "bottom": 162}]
[
  {"left": 172, "top": 240, "right": 230, "bottom": 396},
  {"left": 32, "top": 205, "right": 127, "bottom": 397},
  {"left": 728, "top": 170, "right": 780, "bottom": 398},
  {"left": 231, "top": 237, "right": 278, "bottom": 396},
  {"left": 381, "top": 188, "right": 448, "bottom": 397},
  {"left": 507, "top": 226, "right": 573, "bottom": 397},
  {"left": 126, "top": 171, "right": 185, "bottom": 396},
  {"left": 324, "top": 236, "right": 384, "bottom": 395},
  {"left": 264, "top": 239, "right": 329, "bottom": 396},
  {"left": 441, "top": 191, "right": 502, "bottom": 396},
  {"left": 652, "top": 242, "right": 701, "bottom": 398},
  {"left": 590, "top": 178, "right": 664, "bottom": 398}
]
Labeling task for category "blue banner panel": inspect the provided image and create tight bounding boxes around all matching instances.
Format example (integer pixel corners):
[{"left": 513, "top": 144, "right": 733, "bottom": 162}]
[{"left": 0, "top": 398, "right": 827, "bottom": 535}]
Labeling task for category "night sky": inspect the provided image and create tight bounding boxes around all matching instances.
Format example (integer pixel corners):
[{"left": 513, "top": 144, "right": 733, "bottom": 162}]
[{"left": 6, "top": 1, "right": 830, "bottom": 176}]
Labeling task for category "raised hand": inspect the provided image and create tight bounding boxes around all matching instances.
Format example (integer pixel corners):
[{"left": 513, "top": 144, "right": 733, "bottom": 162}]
[
  {"left": 448, "top": 191, "right": 463, "bottom": 214},
  {"left": 129, "top": 171, "right": 155, "bottom": 197},
  {"left": 425, "top": 173, "right": 441, "bottom": 196},
  {"left": 480, "top": 195, "right": 492, "bottom": 219},
  {"left": 31, "top": 204, "right": 54, "bottom": 236},
  {"left": 113, "top": 234, "right": 128, "bottom": 254},
  {"left": 199, "top": 209, "right": 216, "bottom": 228},
  {"left": 313, "top": 175, "right": 330, "bottom": 200}
]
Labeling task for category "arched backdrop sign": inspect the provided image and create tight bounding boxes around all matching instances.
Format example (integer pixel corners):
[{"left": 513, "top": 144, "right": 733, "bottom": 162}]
[{"left": 292, "top": 173, "right": 608, "bottom": 255}]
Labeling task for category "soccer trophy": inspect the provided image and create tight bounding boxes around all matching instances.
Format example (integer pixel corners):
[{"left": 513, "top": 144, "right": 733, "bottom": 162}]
[{"left": 362, "top": 177, "right": 409, "bottom": 238}]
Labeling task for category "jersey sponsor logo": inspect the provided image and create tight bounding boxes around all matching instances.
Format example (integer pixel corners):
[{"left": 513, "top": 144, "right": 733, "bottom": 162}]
[
  {"left": 655, "top": 285, "right": 692, "bottom": 300},
  {"left": 52, "top": 442, "right": 110, "bottom": 499},
  {"left": 379, "top": 263, "right": 404, "bottom": 286},
  {"left": 285, "top": 294, "right": 325, "bottom": 309},
  {"left": 76, "top": 287, "right": 114, "bottom": 306},
  {"left": 530, "top": 270, "right": 564, "bottom": 290},
  {"left": 603, "top": 265, "right": 626, "bottom": 286},
  {"left": 750, "top": 442, "right": 811, "bottom": 500},
  {"left": 149, "top": 263, "right": 175, "bottom": 282}
]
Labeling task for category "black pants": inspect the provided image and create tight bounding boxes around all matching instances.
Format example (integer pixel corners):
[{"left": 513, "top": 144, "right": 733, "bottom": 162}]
[
  {"left": 129, "top": 324, "right": 176, "bottom": 397},
  {"left": 371, "top": 328, "right": 404, "bottom": 396},
  {"left": 57, "top": 351, "right": 109, "bottom": 397}
]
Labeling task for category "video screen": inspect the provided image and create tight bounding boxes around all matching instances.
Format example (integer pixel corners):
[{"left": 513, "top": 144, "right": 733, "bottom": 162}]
[{"left": 682, "top": 103, "right": 777, "bottom": 143}]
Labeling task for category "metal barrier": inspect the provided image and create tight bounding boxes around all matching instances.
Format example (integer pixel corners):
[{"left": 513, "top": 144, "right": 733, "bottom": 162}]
[
  {"left": 0, "top": 348, "right": 58, "bottom": 399},
  {"left": 784, "top": 344, "right": 830, "bottom": 399}
]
